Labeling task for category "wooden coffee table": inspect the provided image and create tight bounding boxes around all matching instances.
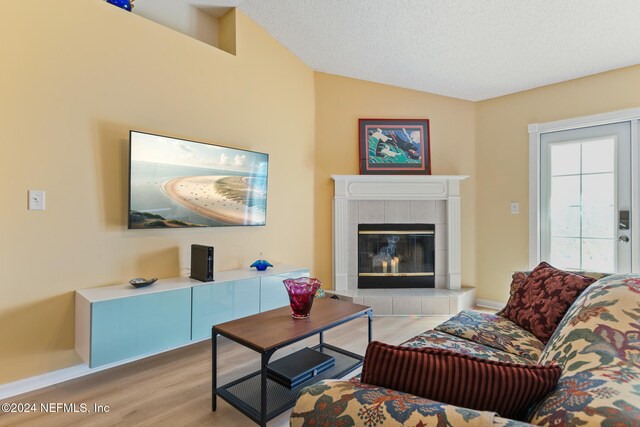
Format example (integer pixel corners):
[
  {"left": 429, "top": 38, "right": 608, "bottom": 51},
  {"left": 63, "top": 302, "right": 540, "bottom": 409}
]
[{"left": 211, "top": 298, "right": 372, "bottom": 426}]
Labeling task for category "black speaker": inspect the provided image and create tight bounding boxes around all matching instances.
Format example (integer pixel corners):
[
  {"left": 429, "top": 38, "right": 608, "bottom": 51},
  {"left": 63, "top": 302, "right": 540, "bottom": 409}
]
[{"left": 190, "top": 244, "right": 214, "bottom": 282}]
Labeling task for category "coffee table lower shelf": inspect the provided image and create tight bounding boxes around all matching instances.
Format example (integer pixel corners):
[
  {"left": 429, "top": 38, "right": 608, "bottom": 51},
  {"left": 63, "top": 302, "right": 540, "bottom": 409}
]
[{"left": 216, "top": 344, "right": 363, "bottom": 424}]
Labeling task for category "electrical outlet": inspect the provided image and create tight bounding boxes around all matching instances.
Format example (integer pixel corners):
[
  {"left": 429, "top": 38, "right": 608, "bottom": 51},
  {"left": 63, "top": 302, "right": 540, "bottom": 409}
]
[
  {"left": 510, "top": 202, "right": 519, "bottom": 214},
  {"left": 28, "top": 190, "right": 46, "bottom": 211}
]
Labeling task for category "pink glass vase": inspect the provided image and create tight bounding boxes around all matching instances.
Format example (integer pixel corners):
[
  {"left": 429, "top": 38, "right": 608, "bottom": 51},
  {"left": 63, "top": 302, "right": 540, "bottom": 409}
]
[{"left": 283, "top": 277, "right": 322, "bottom": 319}]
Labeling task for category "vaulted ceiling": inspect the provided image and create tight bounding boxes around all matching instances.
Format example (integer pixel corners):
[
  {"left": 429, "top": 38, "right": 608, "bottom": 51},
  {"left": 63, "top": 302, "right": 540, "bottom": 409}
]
[{"left": 146, "top": 1, "right": 640, "bottom": 100}]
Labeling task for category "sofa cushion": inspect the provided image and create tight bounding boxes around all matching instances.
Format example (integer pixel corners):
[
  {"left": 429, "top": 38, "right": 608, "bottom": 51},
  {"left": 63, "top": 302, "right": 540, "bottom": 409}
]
[
  {"left": 435, "top": 310, "right": 544, "bottom": 362},
  {"left": 403, "top": 330, "right": 536, "bottom": 365},
  {"left": 498, "top": 262, "right": 596, "bottom": 343},
  {"left": 528, "top": 275, "right": 640, "bottom": 426},
  {"left": 361, "top": 341, "right": 562, "bottom": 420},
  {"left": 291, "top": 379, "right": 514, "bottom": 427}
]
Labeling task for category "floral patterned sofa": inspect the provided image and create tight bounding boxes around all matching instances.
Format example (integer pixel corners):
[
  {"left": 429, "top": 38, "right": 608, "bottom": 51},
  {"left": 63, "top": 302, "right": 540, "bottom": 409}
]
[{"left": 290, "top": 274, "right": 640, "bottom": 426}]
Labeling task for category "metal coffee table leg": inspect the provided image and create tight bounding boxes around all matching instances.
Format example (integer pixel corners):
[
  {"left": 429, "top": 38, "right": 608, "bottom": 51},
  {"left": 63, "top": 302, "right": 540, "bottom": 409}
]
[
  {"left": 211, "top": 331, "right": 218, "bottom": 411},
  {"left": 260, "top": 349, "right": 276, "bottom": 426}
]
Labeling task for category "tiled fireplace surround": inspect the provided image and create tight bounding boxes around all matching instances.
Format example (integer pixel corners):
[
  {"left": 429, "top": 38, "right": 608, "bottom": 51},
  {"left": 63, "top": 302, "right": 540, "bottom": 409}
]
[{"left": 329, "top": 175, "right": 476, "bottom": 315}]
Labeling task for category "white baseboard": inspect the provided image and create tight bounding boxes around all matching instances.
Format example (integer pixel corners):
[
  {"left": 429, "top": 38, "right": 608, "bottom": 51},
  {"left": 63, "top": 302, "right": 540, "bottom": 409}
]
[
  {"left": 0, "top": 364, "right": 92, "bottom": 400},
  {"left": 0, "top": 338, "right": 209, "bottom": 400},
  {"left": 476, "top": 298, "right": 505, "bottom": 310}
]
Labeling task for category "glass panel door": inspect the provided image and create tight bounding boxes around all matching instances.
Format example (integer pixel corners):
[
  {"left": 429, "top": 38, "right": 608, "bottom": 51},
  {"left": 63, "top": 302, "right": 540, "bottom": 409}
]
[{"left": 540, "top": 122, "right": 631, "bottom": 273}]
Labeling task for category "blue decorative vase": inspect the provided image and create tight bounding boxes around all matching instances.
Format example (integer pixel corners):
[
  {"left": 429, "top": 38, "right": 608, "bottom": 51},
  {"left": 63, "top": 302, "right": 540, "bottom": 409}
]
[
  {"left": 250, "top": 254, "right": 273, "bottom": 271},
  {"left": 106, "top": 0, "right": 133, "bottom": 11}
]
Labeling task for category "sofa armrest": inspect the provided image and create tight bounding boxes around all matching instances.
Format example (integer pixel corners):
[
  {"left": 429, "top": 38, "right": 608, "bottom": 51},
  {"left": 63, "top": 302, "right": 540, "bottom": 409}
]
[{"left": 290, "top": 379, "right": 533, "bottom": 427}]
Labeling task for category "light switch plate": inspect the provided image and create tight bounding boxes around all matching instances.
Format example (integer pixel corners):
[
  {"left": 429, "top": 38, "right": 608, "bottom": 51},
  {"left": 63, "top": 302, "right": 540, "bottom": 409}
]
[
  {"left": 28, "top": 190, "right": 45, "bottom": 211},
  {"left": 510, "top": 202, "right": 519, "bottom": 214}
]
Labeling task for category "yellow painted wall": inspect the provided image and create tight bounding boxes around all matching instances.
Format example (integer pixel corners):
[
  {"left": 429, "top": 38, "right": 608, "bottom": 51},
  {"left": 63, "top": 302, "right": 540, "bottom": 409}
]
[
  {"left": 475, "top": 65, "right": 640, "bottom": 302},
  {"left": 313, "top": 73, "right": 477, "bottom": 290},
  {"left": 0, "top": 1, "right": 315, "bottom": 384},
  {"left": 3, "top": 0, "right": 639, "bottom": 386}
]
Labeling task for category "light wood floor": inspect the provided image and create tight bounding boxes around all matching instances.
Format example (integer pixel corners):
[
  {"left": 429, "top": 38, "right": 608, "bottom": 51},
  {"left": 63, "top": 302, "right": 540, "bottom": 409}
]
[{"left": 0, "top": 315, "right": 456, "bottom": 427}]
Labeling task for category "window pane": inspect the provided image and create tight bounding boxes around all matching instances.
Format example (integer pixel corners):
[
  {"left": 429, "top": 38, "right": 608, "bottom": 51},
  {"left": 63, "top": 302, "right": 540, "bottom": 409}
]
[
  {"left": 582, "top": 239, "right": 614, "bottom": 272},
  {"left": 551, "top": 175, "right": 581, "bottom": 206},
  {"left": 550, "top": 237, "right": 580, "bottom": 270},
  {"left": 550, "top": 205, "right": 580, "bottom": 237},
  {"left": 582, "top": 173, "right": 614, "bottom": 207},
  {"left": 550, "top": 143, "right": 580, "bottom": 176},
  {"left": 582, "top": 138, "right": 615, "bottom": 174},
  {"left": 583, "top": 205, "right": 614, "bottom": 239},
  {"left": 550, "top": 175, "right": 580, "bottom": 237}
]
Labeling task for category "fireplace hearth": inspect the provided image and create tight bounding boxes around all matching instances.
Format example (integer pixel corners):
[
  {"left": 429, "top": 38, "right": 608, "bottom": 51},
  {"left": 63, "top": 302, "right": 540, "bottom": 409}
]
[{"left": 358, "top": 223, "right": 435, "bottom": 289}]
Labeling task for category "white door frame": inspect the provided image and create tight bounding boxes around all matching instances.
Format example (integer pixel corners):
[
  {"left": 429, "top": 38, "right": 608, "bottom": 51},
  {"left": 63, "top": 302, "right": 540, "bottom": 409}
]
[{"left": 529, "top": 108, "right": 640, "bottom": 272}]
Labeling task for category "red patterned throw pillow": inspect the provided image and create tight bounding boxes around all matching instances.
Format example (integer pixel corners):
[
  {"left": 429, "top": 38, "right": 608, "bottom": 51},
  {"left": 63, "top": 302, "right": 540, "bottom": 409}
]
[
  {"left": 497, "top": 271, "right": 528, "bottom": 318},
  {"left": 498, "top": 262, "right": 596, "bottom": 343},
  {"left": 361, "top": 341, "right": 561, "bottom": 420}
]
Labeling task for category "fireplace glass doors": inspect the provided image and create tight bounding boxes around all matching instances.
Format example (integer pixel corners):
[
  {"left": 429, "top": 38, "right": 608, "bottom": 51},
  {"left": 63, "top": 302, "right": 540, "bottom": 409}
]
[{"left": 357, "top": 223, "right": 435, "bottom": 288}]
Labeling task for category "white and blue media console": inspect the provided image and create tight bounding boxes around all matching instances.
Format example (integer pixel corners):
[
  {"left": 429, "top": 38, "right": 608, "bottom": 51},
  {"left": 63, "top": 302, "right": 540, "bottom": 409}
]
[{"left": 75, "top": 265, "right": 308, "bottom": 368}]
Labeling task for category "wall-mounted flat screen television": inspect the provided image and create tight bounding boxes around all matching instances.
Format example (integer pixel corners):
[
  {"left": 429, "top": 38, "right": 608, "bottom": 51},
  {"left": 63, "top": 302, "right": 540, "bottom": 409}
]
[{"left": 128, "top": 131, "right": 268, "bottom": 229}]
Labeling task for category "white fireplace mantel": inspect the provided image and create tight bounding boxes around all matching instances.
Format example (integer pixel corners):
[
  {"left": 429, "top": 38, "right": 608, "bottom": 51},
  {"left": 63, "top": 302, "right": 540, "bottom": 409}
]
[{"left": 331, "top": 175, "right": 469, "bottom": 291}]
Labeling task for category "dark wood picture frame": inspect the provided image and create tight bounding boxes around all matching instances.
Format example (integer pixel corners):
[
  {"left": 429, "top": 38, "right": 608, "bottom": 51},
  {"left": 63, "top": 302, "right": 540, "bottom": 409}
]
[{"left": 359, "top": 118, "right": 431, "bottom": 175}]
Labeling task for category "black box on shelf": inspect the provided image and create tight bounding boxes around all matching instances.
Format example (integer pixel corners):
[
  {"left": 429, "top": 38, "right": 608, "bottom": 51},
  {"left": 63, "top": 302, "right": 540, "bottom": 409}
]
[
  {"left": 267, "top": 347, "right": 335, "bottom": 389},
  {"left": 190, "top": 244, "right": 214, "bottom": 282}
]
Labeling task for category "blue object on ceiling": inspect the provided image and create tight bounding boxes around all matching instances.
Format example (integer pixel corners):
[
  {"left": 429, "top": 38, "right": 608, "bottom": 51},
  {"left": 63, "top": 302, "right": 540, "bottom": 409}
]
[{"left": 106, "top": 0, "right": 132, "bottom": 12}]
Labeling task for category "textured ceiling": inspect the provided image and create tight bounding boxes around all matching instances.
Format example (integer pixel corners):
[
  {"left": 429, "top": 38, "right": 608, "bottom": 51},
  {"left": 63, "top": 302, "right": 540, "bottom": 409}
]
[{"left": 169, "top": 1, "right": 640, "bottom": 100}]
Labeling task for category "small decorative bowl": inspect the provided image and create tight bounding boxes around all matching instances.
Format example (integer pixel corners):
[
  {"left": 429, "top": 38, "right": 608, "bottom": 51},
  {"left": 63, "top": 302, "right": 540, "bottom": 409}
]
[
  {"left": 250, "top": 259, "right": 273, "bottom": 271},
  {"left": 129, "top": 277, "right": 158, "bottom": 288}
]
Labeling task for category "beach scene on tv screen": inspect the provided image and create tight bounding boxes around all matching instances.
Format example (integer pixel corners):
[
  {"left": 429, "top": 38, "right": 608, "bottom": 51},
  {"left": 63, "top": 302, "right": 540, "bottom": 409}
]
[{"left": 129, "top": 132, "right": 268, "bottom": 228}]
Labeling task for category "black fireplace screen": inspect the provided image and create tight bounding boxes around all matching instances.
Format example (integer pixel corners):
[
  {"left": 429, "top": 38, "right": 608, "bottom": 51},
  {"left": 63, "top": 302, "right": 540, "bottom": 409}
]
[{"left": 358, "top": 223, "right": 435, "bottom": 288}]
